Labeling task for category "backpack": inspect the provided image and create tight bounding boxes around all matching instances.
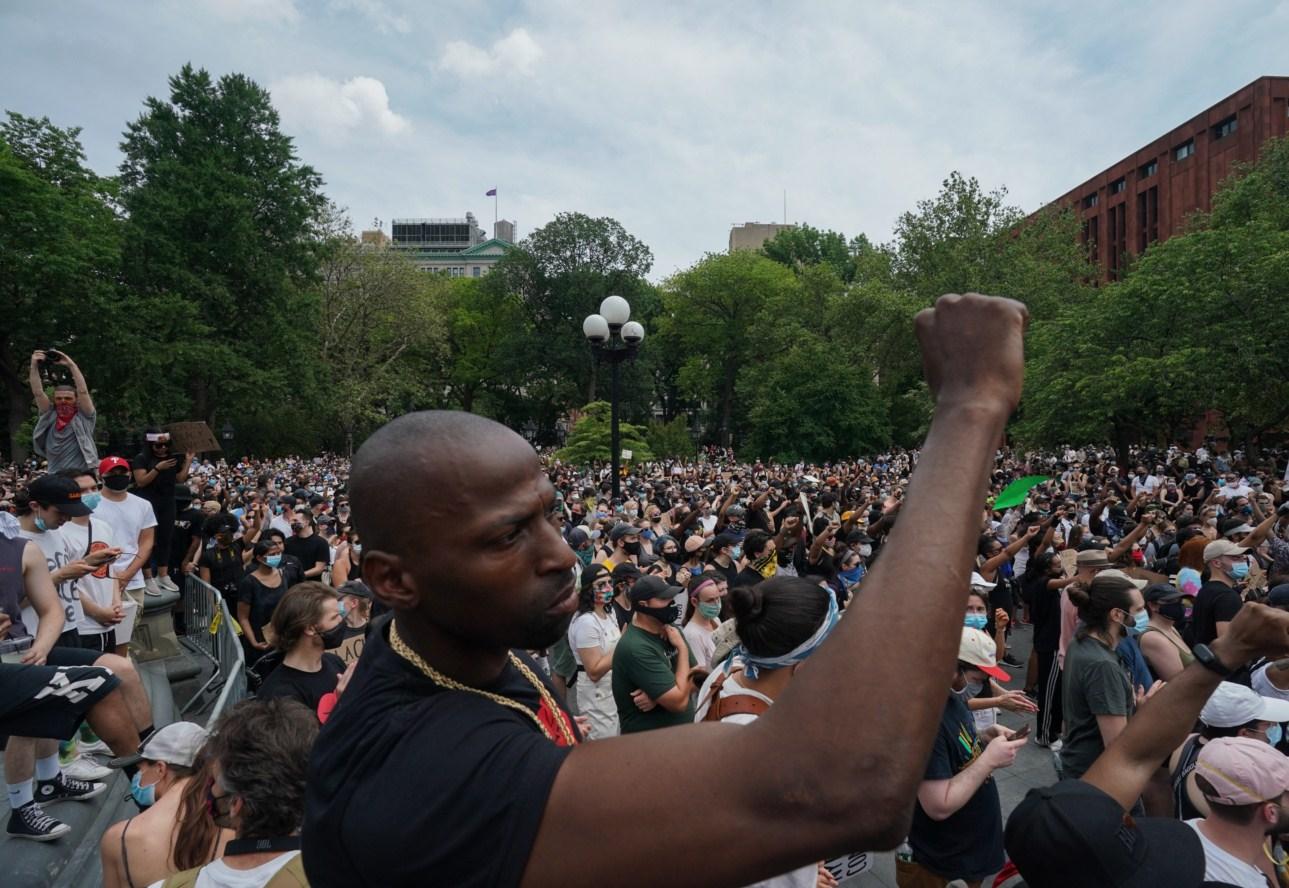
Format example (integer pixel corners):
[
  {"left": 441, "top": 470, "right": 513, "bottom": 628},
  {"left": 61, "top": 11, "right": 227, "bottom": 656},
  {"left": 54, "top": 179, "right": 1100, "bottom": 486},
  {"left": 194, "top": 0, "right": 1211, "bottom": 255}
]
[
  {"left": 700, "top": 668, "right": 770, "bottom": 722},
  {"left": 162, "top": 853, "right": 309, "bottom": 888}
]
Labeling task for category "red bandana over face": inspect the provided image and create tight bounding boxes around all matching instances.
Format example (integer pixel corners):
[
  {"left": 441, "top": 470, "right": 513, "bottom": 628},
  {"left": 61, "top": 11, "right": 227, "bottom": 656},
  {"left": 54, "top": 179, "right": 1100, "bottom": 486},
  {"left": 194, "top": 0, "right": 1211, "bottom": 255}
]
[{"left": 54, "top": 403, "right": 77, "bottom": 431}]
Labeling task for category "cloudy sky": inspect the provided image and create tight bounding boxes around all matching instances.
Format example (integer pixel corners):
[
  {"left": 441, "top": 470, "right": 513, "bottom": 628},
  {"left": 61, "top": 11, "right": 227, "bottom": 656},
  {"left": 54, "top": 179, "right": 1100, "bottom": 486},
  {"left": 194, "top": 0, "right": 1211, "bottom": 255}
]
[{"left": 3, "top": 0, "right": 1286, "bottom": 278}]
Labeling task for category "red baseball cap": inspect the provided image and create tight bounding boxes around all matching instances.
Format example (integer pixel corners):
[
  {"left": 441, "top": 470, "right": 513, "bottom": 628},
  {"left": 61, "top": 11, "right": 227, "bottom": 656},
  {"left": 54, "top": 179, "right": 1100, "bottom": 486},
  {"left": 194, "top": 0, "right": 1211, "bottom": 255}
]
[{"left": 99, "top": 456, "right": 131, "bottom": 474}]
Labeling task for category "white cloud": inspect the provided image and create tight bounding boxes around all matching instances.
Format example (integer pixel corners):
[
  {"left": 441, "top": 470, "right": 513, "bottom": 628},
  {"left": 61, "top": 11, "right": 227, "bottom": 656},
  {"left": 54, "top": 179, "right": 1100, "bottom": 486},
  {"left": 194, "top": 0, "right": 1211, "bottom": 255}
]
[
  {"left": 439, "top": 28, "right": 543, "bottom": 78},
  {"left": 329, "top": 0, "right": 410, "bottom": 34},
  {"left": 203, "top": 0, "right": 299, "bottom": 25},
  {"left": 270, "top": 74, "right": 410, "bottom": 143}
]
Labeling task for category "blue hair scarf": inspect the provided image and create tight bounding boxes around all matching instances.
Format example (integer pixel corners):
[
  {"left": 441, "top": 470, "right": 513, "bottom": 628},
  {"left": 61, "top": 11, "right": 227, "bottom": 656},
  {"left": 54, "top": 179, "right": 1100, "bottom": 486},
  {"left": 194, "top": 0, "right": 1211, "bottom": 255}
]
[{"left": 736, "top": 591, "right": 840, "bottom": 679}]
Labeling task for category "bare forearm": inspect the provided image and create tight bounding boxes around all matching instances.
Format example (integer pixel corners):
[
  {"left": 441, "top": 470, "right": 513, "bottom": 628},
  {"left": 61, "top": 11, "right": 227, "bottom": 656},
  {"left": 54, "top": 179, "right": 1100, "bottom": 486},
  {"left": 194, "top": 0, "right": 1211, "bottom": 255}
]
[{"left": 924, "top": 756, "right": 996, "bottom": 819}]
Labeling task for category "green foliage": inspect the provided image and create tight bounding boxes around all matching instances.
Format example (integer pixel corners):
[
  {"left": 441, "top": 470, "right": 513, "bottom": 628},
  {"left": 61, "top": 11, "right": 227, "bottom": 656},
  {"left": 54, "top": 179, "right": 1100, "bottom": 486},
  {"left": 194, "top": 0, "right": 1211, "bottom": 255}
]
[
  {"left": 646, "top": 415, "right": 694, "bottom": 459},
  {"left": 556, "top": 402, "right": 653, "bottom": 463},
  {"left": 760, "top": 224, "right": 873, "bottom": 283}
]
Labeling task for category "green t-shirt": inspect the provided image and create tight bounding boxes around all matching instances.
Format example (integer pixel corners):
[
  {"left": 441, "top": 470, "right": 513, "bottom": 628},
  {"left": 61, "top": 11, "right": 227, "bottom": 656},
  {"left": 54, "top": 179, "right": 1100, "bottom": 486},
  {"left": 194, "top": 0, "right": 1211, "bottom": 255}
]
[
  {"left": 612, "top": 623, "right": 696, "bottom": 733},
  {"left": 1060, "top": 634, "right": 1134, "bottom": 780}
]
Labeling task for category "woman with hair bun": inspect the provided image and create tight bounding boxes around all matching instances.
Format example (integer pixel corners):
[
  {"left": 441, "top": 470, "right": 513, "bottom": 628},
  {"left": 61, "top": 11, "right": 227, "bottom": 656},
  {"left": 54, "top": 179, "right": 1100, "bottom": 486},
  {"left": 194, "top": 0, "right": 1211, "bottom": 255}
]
[
  {"left": 567, "top": 563, "right": 621, "bottom": 739},
  {"left": 695, "top": 575, "right": 840, "bottom": 888}
]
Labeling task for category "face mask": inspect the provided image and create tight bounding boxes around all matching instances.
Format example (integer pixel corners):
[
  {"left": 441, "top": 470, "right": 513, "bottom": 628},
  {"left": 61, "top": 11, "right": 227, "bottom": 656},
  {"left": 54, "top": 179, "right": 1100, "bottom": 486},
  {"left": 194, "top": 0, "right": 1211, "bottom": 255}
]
[
  {"left": 599, "top": 588, "right": 614, "bottom": 605},
  {"left": 1124, "top": 610, "right": 1150, "bottom": 634},
  {"left": 265, "top": 555, "right": 282, "bottom": 568},
  {"left": 635, "top": 601, "right": 680, "bottom": 625},
  {"left": 964, "top": 679, "right": 985, "bottom": 698},
  {"left": 33, "top": 515, "right": 48, "bottom": 532},
  {"left": 318, "top": 620, "right": 347, "bottom": 648},
  {"left": 1268, "top": 725, "right": 1284, "bottom": 747},
  {"left": 337, "top": 601, "right": 348, "bottom": 619},
  {"left": 859, "top": 544, "right": 873, "bottom": 558},
  {"left": 105, "top": 475, "right": 131, "bottom": 491},
  {"left": 1159, "top": 602, "right": 1186, "bottom": 623},
  {"left": 576, "top": 547, "right": 594, "bottom": 568},
  {"left": 130, "top": 771, "right": 157, "bottom": 808},
  {"left": 82, "top": 492, "right": 101, "bottom": 511},
  {"left": 964, "top": 613, "right": 989, "bottom": 631},
  {"left": 1230, "top": 562, "right": 1250, "bottom": 581},
  {"left": 663, "top": 550, "right": 682, "bottom": 565},
  {"left": 697, "top": 601, "right": 722, "bottom": 620},
  {"left": 731, "top": 546, "right": 743, "bottom": 561},
  {"left": 623, "top": 541, "right": 641, "bottom": 557},
  {"left": 350, "top": 544, "right": 362, "bottom": 557},
  {"left": 751, "top": 552, "right": 776, "bottom": 579}
]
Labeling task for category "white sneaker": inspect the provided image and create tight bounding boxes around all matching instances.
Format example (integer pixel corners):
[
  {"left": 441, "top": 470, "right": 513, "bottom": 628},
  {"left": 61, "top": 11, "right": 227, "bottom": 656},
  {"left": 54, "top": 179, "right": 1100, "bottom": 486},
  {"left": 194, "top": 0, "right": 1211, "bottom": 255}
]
[
  {"left": 157, "top": 575, "right": 180, "bottom": 593},
  {"left": 144, "top": 577, "right": 162, "bottom": 597},
  {"left": 62, "top": 754, "right": 112, "bottom": 781},
  {"left": 75, "top": 736, "right": 111, "bottom": 755}
]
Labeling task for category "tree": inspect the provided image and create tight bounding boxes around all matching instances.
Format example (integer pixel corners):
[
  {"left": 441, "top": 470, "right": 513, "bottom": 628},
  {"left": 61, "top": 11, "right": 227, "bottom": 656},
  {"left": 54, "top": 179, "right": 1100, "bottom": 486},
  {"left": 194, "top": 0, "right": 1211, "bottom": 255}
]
[
  {"left": 761, "top": 224, "right": 869, "bottom": 283},
  {"left": 660, "top": 251, "right": 799, "bottom": 446},
  {"left": 556, "top": 401, "right": 652, "bottom": 464},
  {"left": 0, "top": 112, "right": 123, "bottom": 460},
  {"left": 117, "top": 64, "right": 328, "bottom": 439},
  {"left": 646, "top": 415, "right": 694, "bottom": 460}
]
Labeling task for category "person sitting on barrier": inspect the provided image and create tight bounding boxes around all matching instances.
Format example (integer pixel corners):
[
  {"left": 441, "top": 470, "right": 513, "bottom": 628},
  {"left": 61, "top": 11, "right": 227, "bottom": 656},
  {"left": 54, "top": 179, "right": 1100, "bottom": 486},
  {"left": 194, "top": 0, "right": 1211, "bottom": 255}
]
[
  {"left": 99, "top": 722, "right": 233, "bottom": 888},
  {"left": 157, "top": 698, "right": 318, "bottom": 888},
  {"left": 257, "top": 582, "right": 354, "bottom": 722}
]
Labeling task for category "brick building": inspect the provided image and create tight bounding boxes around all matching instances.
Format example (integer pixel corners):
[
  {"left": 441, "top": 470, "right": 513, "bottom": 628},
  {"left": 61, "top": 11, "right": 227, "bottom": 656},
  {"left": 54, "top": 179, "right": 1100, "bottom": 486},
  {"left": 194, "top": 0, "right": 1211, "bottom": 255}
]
[{"left": 1042, "top": 76, "right": 1289, "bottom": 280}]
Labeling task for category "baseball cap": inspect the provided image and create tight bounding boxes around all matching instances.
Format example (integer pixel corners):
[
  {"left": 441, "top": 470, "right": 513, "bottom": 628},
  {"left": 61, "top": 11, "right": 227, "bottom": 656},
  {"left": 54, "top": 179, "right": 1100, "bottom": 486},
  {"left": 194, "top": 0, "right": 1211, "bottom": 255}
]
[
  {"left": 958, "top": 627, "right": 1009, "bottom": 681},
  {"left": 1075, "top": 549, "right": 1112, "bottom": 570},
  {"left": 1143, "top": 582, "right": 1182, "bottom": 603},
  {"left": 98, "top": 455, "right": 131, "bottom": 475},
  {"left": 711, "top": 533, "right": 738, "bottom": 552},
  {"left": 1196, "top": 736, "right": 1289, "bottom": 805},
  {"left": 338, "top": 580, "right": 373, "bottom": 600},
  {"left": 1095, "top": 569, "right": 1146, "bottom": 591},
  {"left": 628, "top": 575, "right": 679, "bottom": 605},
  {"left": 1267, "top": 584, "right": 1289, "bottom": 608},
  {"left": 109, "top": 722, "right": 208, "bottom": 770},
  {"left": 174, "top": 484, "right": 194, "bottom": 503},
  {"left": 1199, "top": 681, "right": 1289, "bottom": 728},
  {"left": 1204, "top": 539, "right": 1249, "bottom": 563},
  {"left": 565, "top": 528, "right": 589, "bottom": 549},
  {"left": 609, "top": 523, "right": 637, "bottom": 543},
  {"left": 611, "top": 562, "right": 641, "bottom": 582},
  {"left": 1005, "top": 780, "right": 1204, "bottom": 888},
  {"left": 27, "top": 475, "right": 92, "bottom": 516},
  {"left": 684, "top": 535, "right": 707, "bottom": 554}
]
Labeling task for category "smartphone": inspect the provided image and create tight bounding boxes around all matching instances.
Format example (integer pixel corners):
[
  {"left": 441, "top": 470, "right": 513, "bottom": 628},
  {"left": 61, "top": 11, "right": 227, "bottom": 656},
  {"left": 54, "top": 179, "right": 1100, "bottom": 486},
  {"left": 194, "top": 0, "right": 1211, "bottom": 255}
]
[{"left": 1012, "top": 724, "right": 1031, "bottom": 740}]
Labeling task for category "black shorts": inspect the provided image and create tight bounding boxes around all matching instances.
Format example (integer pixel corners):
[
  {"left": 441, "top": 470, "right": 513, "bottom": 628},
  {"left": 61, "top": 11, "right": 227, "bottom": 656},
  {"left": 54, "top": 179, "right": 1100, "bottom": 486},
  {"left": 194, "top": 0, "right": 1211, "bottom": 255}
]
[
  {"left": 77, "top": 631, "right": 116, "bottom": 654},
  {"left": 0, "top": 652, "right": 120, "bottom": 741}
]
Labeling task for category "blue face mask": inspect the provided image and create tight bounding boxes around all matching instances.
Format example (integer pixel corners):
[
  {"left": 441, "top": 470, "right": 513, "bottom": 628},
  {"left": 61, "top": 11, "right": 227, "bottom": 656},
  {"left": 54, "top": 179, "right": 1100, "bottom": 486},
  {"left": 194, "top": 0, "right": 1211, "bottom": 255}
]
[
  {"left": 82, "top": 492, "right": 101, "bottom": 512},
  {"left": 265, "top": 555, "right": 282, "bottom": 568},
  {"left": 337, "top": 600, "right": 348, "bottom": 619},
  {"left": 33, "top": 515, "right": 48, "bottom": 532},
  {"left": 840, "top": 566, "right": 864, "bottom": 586},
  {"left": 731, "top": 547, "right": 743, "bottom": 561},
  {"left": 1230, "top": 562, "right": 1250, "bottom": 581},
  {"left": 1268, "top": 724, "right": 1284, "bottom": 747},
  {"left": 1127, "top": 610, "right": 1150, "bottom": 634},
  {"left": 964, "top": 613, "right": 989, "bottom": 632},
  {"left": 130, "top": 771, "right": 157, "bottom": 808}
]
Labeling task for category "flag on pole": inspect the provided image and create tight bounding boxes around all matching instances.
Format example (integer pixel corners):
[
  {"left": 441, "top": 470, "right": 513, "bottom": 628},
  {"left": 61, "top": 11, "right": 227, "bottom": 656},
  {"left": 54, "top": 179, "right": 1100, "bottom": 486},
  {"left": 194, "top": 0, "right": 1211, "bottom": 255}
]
[{"left": 485, "top": 188, "right": 497, "bottom": 196}]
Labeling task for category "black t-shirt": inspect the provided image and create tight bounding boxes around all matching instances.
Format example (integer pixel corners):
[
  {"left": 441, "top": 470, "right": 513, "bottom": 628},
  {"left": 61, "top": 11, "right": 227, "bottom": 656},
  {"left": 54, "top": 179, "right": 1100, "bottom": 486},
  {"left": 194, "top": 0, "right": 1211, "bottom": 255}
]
[
  {"left": 284, "top": 533, "right": 330, "bottom": 576},
  {"left": 237, "top": 570, "right": 287, "bottom": 642},
  {"left": 710, "top": 557, "right": 739, "bottom": 590},
  {"left": 908, "top": 694, "right": 1005, "bottom": 880},
  {"left": 1192, "top": 580, "right": 1242, "bottom": 646},
  {"left": 258, "top": 653, "right": 345, "bottom": 720},
  {"left": 171, "top": 506, "right": 204, "bottom": 571},
  {"left": 611, "top": 598, "right": 633, "bottom": 632},
  {"left": 302, "top": 615, "right": 576, "bottom": 887},
  {"left": 281, "top": 553, "right": 306, "bottom": 588},
  {"left": 1031, "top": 578, "right": 1064, "bottom": 654},
  {"left": 200, "top": 541, "right": 246, "bottom": 602},
  {"left": 735, "top": 566, "right": 765, "bottom": 588},
  {"left": 133, "top": 450, "right": 178, "bottom": 503}
]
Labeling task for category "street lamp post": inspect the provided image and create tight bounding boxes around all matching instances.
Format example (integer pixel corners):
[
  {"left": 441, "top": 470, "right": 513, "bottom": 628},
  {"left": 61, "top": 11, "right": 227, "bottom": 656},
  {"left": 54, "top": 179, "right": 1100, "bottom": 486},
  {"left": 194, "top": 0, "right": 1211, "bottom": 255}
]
[{"left": 583, "top": 295, "right": 645, "bottom": 504}]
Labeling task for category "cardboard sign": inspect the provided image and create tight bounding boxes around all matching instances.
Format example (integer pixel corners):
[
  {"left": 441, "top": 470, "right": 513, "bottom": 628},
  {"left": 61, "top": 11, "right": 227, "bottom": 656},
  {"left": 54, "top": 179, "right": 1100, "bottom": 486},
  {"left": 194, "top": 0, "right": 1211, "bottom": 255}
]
[
  {"left": 1059, "top": 549, "right": 1078, "bottom": 577},
  {"left": 621, "top": 449, "right": 633, "bottom": 461},
  {"left": 331, "top": 632, "right": 365, "bottom": 665},
  {"left": 823, "top": 851, "right": 876, "bottom": 881},
  {"left": 166, "top": 421, "right": 222, "bottom": 454}
]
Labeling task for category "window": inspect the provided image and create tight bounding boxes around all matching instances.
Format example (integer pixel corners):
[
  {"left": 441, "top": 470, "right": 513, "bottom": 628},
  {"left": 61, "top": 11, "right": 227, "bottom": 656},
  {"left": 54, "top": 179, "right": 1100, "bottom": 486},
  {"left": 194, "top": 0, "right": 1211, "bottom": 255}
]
[
  {"left": 1212, "top": 115, "right": 1237, "bottom": 140},
  {"left": 1175, "top": 139, "right": 1195, "bottom": 161},
  {"left": 1109, "top": 177, "right": 1126, "bottom": 195},
  {"left": 472, "top": 266, "right": 481, "bottom": 277},
  {"left": 1083, "top": 193, "right": 1099, "bottom": 209},
  {"left": 1138, "top": 159, "right": 1158, "bottom": 178}
]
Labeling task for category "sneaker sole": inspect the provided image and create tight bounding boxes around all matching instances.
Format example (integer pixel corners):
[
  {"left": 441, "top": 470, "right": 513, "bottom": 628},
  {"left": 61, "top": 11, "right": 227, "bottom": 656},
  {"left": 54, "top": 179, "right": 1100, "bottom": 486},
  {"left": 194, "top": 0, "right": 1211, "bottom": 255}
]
[
  {"left": 41, "top": 784, "right": 108, "bottom": 804},
  {"left": 7, "top": 826, "right": 71, "bottom": 841}
]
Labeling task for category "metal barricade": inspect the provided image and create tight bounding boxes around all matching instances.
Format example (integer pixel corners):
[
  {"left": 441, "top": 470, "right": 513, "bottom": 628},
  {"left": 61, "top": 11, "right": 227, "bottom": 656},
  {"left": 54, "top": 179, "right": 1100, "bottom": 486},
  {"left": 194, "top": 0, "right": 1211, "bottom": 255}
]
[{"left": 179, "top": 575, "right": 248, "bottom": 719}]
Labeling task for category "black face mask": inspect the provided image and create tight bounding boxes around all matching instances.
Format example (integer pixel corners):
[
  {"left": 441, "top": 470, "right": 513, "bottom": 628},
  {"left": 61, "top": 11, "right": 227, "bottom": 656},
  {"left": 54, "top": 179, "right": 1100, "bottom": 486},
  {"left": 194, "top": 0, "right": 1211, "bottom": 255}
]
[
  {"left": 104, "top": 475, "right": 131, "bottom": 491},
  {"left": 623, "top": 541, "right": 641, "bottom": 557},
  {"left": 635, "top": 601, "right": 679, "bottom": 625},
  {"left": 1159, "top": 601, "right": 1186, "bottom": 624},
  {"left": 318, "top": 621, "right": 347, "bottom": 649},
  {"left": 663, "top": 550, "right": 683, "bottom": 565}
]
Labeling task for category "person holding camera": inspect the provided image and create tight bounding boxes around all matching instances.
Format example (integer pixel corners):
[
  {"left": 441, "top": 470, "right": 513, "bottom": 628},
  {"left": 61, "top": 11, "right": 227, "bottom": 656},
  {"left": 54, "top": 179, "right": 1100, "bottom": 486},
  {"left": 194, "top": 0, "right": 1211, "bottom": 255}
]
[{"left": 28, "top": 349, "right": 98, "bottom": 474}]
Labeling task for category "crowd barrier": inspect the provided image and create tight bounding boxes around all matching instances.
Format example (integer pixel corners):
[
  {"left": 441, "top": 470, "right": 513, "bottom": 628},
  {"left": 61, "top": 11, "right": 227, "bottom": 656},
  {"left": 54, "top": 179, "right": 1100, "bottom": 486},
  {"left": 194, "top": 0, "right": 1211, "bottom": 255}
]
[{"left": 179, "top": 575, "right": 248, "bottom": 719}]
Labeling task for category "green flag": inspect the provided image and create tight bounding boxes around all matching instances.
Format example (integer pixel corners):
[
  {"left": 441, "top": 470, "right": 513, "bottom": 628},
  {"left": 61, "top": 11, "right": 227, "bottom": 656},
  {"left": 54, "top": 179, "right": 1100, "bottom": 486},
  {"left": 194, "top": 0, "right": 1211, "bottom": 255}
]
[{"left": 992, "top": 475, "right": 1050, "bottom": 510}]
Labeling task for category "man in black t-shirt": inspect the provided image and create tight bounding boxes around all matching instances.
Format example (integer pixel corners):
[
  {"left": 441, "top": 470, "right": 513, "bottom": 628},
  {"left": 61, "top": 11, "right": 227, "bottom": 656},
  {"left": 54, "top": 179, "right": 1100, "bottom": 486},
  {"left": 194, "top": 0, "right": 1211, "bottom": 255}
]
[
  {"left": 1191, "top": 539, "right": 1249, "bottom": 647},
  {"left": 283, "top": 507, "right": 329, "bottom": 581},
  {"left": 735, "top": 529, "right": 774, "bottom": 587}
]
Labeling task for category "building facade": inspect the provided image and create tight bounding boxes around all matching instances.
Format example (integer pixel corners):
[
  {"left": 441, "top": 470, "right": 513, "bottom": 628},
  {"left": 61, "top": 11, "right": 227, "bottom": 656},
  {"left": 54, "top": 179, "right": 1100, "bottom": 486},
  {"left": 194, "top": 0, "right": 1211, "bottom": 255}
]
[
  {"left": 1042, "top": 76, "right": 1289, "bottom": 280},
  {"left": 365, "top": 213, "right": 515, "bottom": 277},
  {"left": 729, "top": 222, "right": 794, "bottom": 252}
]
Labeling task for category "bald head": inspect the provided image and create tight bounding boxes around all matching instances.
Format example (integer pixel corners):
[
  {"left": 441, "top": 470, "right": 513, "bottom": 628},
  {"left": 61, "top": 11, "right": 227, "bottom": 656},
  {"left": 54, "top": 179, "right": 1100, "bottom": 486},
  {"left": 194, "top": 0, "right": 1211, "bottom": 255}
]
[{"left": 350, "top": 411, "right": 534, "bottom": 558}]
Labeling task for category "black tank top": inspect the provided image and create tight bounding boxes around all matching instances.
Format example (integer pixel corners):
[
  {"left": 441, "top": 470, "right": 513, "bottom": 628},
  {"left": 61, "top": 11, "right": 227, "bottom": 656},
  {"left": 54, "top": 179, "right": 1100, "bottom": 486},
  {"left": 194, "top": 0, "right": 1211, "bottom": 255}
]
[
  {"left": 0, "top": 534, "right": 31, "bottom": 639},
  {"left": 1171, "top": 734, "right": 1204, "bottom": 820}
]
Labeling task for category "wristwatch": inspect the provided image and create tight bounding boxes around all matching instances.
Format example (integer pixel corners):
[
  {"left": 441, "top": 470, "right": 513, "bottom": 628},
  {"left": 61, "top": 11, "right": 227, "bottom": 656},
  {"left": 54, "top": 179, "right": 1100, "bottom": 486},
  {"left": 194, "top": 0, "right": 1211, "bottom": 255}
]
[{"left": 1192, "top": 643, "right": 1237, "bottom": 679}]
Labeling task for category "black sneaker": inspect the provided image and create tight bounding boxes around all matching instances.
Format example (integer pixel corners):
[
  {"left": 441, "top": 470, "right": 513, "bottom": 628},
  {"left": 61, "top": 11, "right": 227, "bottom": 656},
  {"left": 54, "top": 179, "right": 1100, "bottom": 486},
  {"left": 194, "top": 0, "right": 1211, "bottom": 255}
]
[
  {"left": 1001, "top": 654, "right": 1023, "bottom": 668},
  {"left": 6, "top": 801, "right": 72, "bottom": 841},
  {"left": 36, "top": 772, "right": 107, "bottom": 804}
]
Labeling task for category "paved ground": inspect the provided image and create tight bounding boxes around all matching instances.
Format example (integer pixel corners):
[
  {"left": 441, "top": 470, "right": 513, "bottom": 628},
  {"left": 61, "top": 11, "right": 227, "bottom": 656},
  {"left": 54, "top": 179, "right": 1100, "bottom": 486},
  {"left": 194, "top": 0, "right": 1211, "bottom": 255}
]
[{"left": 844, "top": 621, "right": 1056, "bottom": 887}]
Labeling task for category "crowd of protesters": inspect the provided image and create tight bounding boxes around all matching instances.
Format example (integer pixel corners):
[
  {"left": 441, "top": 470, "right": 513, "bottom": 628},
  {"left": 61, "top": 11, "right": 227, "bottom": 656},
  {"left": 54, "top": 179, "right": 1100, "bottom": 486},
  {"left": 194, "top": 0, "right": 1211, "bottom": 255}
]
[{"left": 4, "top": 303, "right": 1289, "bottom": 888}]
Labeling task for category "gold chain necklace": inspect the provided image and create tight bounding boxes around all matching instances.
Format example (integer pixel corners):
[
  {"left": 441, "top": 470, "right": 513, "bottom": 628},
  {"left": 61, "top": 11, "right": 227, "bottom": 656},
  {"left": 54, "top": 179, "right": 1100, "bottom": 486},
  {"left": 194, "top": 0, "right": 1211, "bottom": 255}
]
[{"left": 389, "top": 621, "right": 577, "bottom": 747}]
